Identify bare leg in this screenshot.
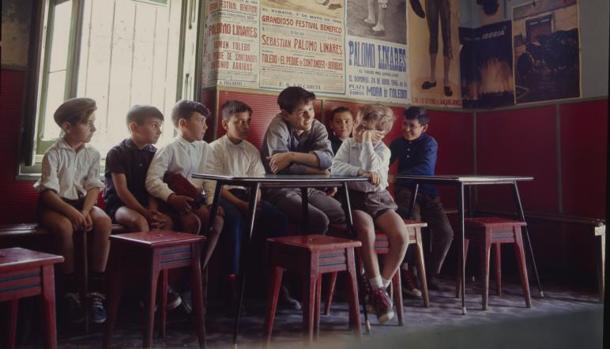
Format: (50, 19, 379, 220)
(353, 210, 380, 279)
(89, 206, 112, 273)
(115, 207, 150, 232)
(374, 210, 409, 281)
(39, 208, 75, 274)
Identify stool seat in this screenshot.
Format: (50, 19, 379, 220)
(103, 231, 207, 349)
(264, 234, 362, 344)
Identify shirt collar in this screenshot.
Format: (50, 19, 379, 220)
(177, 135, 198, 148)
(57, 137, 85, 152)
(125, 138, 156, 152)
(222, 135, 245, 148)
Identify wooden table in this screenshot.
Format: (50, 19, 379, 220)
(191, 173, 369, 344)
(0, 247, 64, 349)
(395, 175, 542, 314)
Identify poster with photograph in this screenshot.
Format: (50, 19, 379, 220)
(408, 0, 461, 107)
(460, 20, 514, 108)
(201, 0, 260, 89)
(345, 0, 408, 103)
(259, 0, 346, 94)
(512, 0, 580, 103)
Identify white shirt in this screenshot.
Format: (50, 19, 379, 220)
(331, 137, 391, 192)
(204, 135, 265, 201)
(34, 138, 104, 200)
(145, 136, 211, 202)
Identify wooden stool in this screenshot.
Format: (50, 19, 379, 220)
(264, 235, 362, 344)
(0, 247, 64, 349)
(325, 220, 429, 326)
(457, 217, 531, 310)
(103, 231, 207, 349)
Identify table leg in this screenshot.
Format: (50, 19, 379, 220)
(342, 182, 370, 333)
(41, 265, 57, 349)
(512, 182, 544, 297)
(232, 183, 261, 346)
(457, 184, 467, 315)
(206, 182, 224, 237)
(407, 184, 420, 218)
(301, 187, 309, 234)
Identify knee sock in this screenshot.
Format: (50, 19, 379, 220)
(382, 278, 391, 289)
(369, 275, 383, 289)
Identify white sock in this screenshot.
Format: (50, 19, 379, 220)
(369, 275, 383, 289)
(382, 278, 391, 288)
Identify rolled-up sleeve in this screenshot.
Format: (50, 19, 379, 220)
(34, 151, 60, 193)
(146, 146, 174, 202)
(83, 150, 104, 191)
(308, 123, 333, 170)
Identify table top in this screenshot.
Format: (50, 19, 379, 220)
(192, 173, 369, 187)
(110, 231, 205, 248)
(395, 175, 534, 185)
(0, 247, 64, 271)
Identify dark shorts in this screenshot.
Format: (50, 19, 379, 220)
(36, 194, 85, 219)
(348, 189, 397, 219)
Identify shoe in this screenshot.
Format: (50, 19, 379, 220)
(279, 285, 302, 311)
(89, 292, 107, 324)
(427, 275, 443, 291)
(370, 287, 394, 324)
(422, 80, 437, 89)
(410, 0, 426, 18)
(179, 290, 193, 315)
(444, 86, 453, 97)
(167, 287, 182, 311)
(402, 269, 422, 299)
(371, 27, 386, 36)
(64, 292, 85, 324)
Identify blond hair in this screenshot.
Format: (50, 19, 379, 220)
(357, 104, 395, 132)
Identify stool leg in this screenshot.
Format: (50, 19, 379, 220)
(144, 254, 160, 348)
(103, 251, 123, 349)
(302, 255, 319, 344)
(159, 269, 168, 338)
(264, 266, 284, 345)
(392, 270, 404, 326)
(324, 272, 338, 315)
(482, 236, 491, 310)
(513, 227, 532, 308)
(75, 229, 89, 333)
(314, 275, 322, 340)
(41, 265, 58, 349)
(6, 299, 18, 349)
(414, 230, 429, 307)
(598, 230, 605, 303)
(345, 248, 362, 337)
(494, 243, 502, 296)
(456, 239, 470, 298)
(191, 246, 207, 349)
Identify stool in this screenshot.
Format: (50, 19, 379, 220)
(325, 220, 429, 326)
(457, 217, 531, 310)
(0, 247, 64, 349)
(103, 231, 207, 349)
(264, 235, 362, 344)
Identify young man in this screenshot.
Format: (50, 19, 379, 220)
(327, 106, 355, 154)
(205, 100, 292, 307)
(390, 106, 454, 295)
(145, 100, 224, 269)
(260, 86, 346, 235)
(35, 97, 111, 324)
(104, 105, 173, 233)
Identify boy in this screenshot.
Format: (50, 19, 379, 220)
(206, 100, 292, 307)
(327, 106, 355, 154)
(34, 97, 111, 324)
(260, 86, 346, 235)
(145, 100, 224, 269)
(104, 105, 173, 232)
(390, 106, 454, 295)
(331, 104, 409, 324)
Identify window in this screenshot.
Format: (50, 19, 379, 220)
(22, 0, 201, 172)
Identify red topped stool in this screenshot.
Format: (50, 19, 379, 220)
(263, 234, 362, 344)
(0, 247, 64, 349)
(103, 231, 207, 349)
(325, 220, 429, 326)
(457, 217, 531, 310)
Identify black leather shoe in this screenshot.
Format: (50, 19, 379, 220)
(422, 80, 437, 89)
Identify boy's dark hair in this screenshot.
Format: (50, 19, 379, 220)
(126, 105, 164, 125)
(277, 86, 316, 113)
(329, 106, 352, 122)
(404, 106, 430, 125)
(221, 100, 253, 121)
(53, 97, 97, 127)
(171, 100, 211, 127)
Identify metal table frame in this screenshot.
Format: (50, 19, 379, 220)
(192, 174, 370, 345)
(395, 175, 543, 315)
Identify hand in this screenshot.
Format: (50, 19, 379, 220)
(81, 211, 93, 232)
(267, 152, 293, 173)
(66, 208, 87, 231)
(167, 194, 194, 214)
(325, 187, 338, 196)
(359, 170, 381, 186)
